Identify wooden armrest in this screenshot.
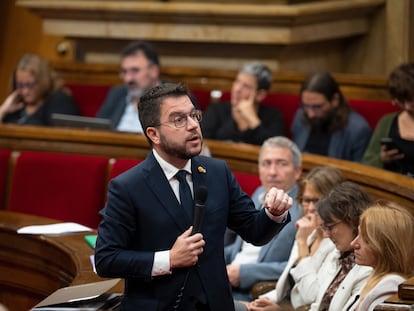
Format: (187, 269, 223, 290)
(251, 281, 277, 299)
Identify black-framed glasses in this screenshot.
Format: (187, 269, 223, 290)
(154, 109, 202, 128)
(320, 221, 342, 233)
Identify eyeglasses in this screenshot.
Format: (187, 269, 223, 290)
(154, 109, 202, 128)
(320, 221, 342, 233)
(15, 82, 37, 90)
(301, 103, 325, 112)
(119, 64, 154, 78)
(300, 197, 319, 206)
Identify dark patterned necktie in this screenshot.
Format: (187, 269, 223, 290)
(319, 251, 355, 311)
(175, 170, 193, 220)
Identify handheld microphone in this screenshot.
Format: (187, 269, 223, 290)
(192, 186, 208, 234)
(173, 186, 208, 310)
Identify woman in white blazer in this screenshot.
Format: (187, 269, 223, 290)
(249, 181, 373, 311)
(346, 201, 414, 311)
(258, 167, 344, 308)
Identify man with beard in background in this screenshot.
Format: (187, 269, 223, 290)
(291, 72, 371, 162)
(96, 41, 162, 133)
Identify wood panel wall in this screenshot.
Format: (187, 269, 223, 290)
(1, 0, 413, 107)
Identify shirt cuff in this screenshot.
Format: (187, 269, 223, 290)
(265, 209, 288, 222)
(152, 250, 172, 276)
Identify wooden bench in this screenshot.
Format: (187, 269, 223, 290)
(0, 124, 413, 310)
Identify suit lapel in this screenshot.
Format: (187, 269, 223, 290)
(145, 153, 191, 231)
(191, 157, 208, 202)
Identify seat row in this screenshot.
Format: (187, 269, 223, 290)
(0, 149, 141, 228)
(0, 149, 259, 229)
(66, 83, 399, 137)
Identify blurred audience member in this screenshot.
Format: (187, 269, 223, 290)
(347, 201, 414, 311)
(291, 72, 371, 162)
(363, 62, 414, 177)
(248, 181, 372, 311)
(240, 167, 345, 311)
(202, 62, 285, 145)
(96, 41, 161, 132)
(0, 53, 79, 125)
(226, 136, 302, 301)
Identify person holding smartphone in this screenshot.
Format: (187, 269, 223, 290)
(362, 62, 414, 177)
(0, 53, 80, 126)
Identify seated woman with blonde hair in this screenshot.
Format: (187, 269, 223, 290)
(347, 201, 414, 311)
(0, 53, 79, 125)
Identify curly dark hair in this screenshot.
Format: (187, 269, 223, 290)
(317, 181, 372, 236)
(388, 62, 414, 104)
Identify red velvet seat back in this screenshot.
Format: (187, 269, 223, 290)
(0, 149, 11, 210)
(65, 84, 112, 117)
(348, 99, 399, 130)
(233, 171, 261, 197)
(8, 151, 109, 228)
(108, 158, 143, 181)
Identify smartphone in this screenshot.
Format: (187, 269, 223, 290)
(380, 137, 399, 151)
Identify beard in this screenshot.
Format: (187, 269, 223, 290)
(159, 132, 202, 160)
(305, 107, 337, 131)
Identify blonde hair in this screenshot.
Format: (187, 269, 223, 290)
(297, 166, 345, 201)
(14, 53, 64, 99)
(358, 201, 414, 299)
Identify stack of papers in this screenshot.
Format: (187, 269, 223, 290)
(17, 222, 93, 235)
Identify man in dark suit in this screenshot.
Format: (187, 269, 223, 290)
(95, 83, 293, 311)
(96, 40, 161, 132)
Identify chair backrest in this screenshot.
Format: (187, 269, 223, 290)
(65, 83, 112, 117)
(233, 171, 261, 197)
(8, 151, 109, 228)
(108, 158, 143, 181)
(0, 149, 11, 210)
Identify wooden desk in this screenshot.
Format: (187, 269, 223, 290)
(0, 211, 122, 311)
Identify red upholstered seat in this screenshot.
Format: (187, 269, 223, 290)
(8, 151, 109, 228)
(348, 98, 399, 130)
(0, 149, 11, 210)
(233, 171, 261, 197)
(65, 83, 112, 117)
(108, 158, 143, 181)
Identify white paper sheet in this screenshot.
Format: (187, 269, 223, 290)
(17, 222, 93, 235)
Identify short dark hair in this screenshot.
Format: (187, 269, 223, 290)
(121, 40, 160, 66)
(388, 62, 414, 103)
(317, 181, 372, 236)
(138, 83, 189, 143)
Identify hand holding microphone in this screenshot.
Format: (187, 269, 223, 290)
(170, 186, 208, 269)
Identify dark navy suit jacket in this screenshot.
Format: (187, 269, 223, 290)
(95, 151, 289, 310)
(96, 85, 128, 128)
